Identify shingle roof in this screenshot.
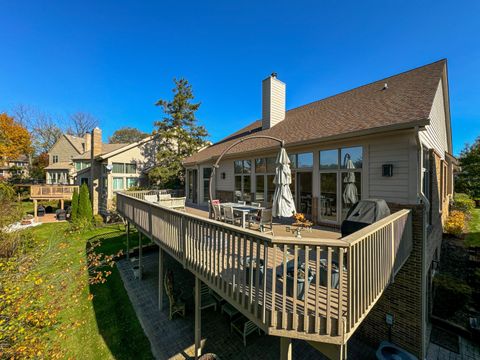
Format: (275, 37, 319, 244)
(45, 162, 72, 170)
(71, 143, 129, 160)
(184, 60, 446, 165)
(64, 134, 86, 154)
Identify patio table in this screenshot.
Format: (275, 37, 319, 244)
(220, 203, 264, 228)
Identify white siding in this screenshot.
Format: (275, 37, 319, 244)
(216, 160, 235, 191)
(420, 79, 449, 158)
(367, 134, 418, 204)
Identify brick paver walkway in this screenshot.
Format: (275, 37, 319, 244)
(427, 337, 480, 360)
(117, 250, 376, 359)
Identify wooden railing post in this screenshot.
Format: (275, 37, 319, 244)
(390, 222, 395, 283)
(181, 214, 187, 268)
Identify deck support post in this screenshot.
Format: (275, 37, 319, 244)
(158, 247, 164, 310)
(194, 276, 202, 359)
(126, 222, 130, 260)
(280, 337, 292, 360)
(138, 231, 143, 280)
(33, 199, 38, 222)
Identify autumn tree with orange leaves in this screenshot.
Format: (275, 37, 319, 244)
(0, 113, 32, 161)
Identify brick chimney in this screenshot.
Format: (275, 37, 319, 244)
(91, 127, 102, 158)
(262, 72, 286, 130)
(84, 133, 91, 153)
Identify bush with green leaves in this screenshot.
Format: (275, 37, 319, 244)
(70, 187, 79, 222)
(78, 183, 93, 221)
(452, 193, 476, 214)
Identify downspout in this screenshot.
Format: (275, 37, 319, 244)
(415, 126, 429, 359)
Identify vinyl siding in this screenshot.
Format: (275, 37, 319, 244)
(420, 79, 449, 158)
(48, 136, 81, 164)
(367, 134, 417, 204)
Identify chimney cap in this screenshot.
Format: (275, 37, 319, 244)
(271, 72, 278, 78)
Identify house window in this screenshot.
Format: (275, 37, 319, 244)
(297, 153, 313, 168)
(52, 155, 58, 164)
(254, 157, 276, 205)
(126, 177, 138, 189)
(319, 146, 363, 223)
(113, 177, 124, 190)
(112, 163, 125, 173)
(234, 160, 251, 202)
(202, 168, 212, 203)
(125, 163, 137, 174)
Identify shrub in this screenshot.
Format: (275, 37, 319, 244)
(444, 210, 467, 237)
(70, 187, 79, 222)
(78, 183, 93, 221)
(93, 214, 104, 227)
(452, 193, 475, 214)
(433, 273, 472, 317)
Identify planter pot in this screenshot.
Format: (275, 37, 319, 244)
(132, 264, 144, 279)
(286, 267, 314, 300)
(199, 354, 220, 360)
(242, 256, 264, 286)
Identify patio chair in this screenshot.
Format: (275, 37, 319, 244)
(208, 199, 220, 219)
(230, 316, 261, 347)
(164, 270, 186, 320)
(223, 206, 242, 226)
(198, 283, 217, 312)
(212, 203, 223, 221)
(144, 194, 158, 203)
(236, 200, 246, 205)
(250, 202, 262, 207)
(248, 209, 273, 234)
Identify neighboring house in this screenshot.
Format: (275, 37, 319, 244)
(46, 128, 157, 214)
(183, 60, 455, 358)
(0, 155, 29, 180)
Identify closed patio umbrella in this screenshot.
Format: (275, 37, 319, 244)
(343, 154, 358, 205)
(272, 147, 296, 217)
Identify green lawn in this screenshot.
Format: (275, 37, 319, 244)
(11, 223, 154, 359)
(465, 208, 480, 247)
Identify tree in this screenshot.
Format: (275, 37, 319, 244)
(78, 183, 93, 220)
(11, 104, 63, 154)
(70, 187, 79, 222)
(456, 136, 480, 199)
(30, 153, 49, 181)
(0, 113, 32, 161)
(67, 112, 98, 137)
(109, 127, 149, 144)
(149, 78, 208, 188)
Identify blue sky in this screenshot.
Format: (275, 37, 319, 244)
(0, 1, 478, 155)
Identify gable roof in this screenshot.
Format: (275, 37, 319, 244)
(64, 134, 86, 154)
(184, 60, 447, 165)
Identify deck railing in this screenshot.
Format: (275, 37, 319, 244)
(117, 190, 412, 344)
(30, 185, 79, 199)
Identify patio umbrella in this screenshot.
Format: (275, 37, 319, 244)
(272, 147, 296, 217)
(342, 154, 358, 205)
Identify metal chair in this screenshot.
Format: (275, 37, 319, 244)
(250, 202, 262, 207)
(248, 209, 273, 234)
(223, 206, 242, 225)
(164, 270, 186, 320)
(231, 316, 261, 347)
(212, 203, 223, 221)
(199, 283, 217, 312)
(236, 200, 246, 205)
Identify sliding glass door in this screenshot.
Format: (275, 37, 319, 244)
(319, 147, 363, 224)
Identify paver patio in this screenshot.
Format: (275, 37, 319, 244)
(117, 249, 376, 359)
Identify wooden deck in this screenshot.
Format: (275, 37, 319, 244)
(117, 190, 413, 346)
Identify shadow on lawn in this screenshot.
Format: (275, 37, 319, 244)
(87, 230, 155, 360)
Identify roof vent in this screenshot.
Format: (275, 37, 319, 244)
(383, 83, 388, 90)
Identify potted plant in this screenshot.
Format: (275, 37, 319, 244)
(199, 354, 220, 360)
(286, 264, 314, 300)
(242, 256, 264, 286)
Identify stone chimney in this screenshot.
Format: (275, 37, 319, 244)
(91, 127, 102, 158)
(262, 72, 286, 130)
(84, 133, 91, 153)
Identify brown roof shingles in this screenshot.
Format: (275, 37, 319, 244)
(184, 60, 446, 165)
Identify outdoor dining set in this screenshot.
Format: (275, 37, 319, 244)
(209, 200, 274, 233)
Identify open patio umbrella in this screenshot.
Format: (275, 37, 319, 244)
(272, 147, 296, 217)
(342, 154, 358, 205)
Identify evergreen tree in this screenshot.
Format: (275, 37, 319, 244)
(70, 187, 79, 222)
(456, 136, 480, 199)
(149, 78, 208, 188)
(78, 183, 93, 220)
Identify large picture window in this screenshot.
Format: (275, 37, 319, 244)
(234, 160, 252, 202)
(319, 146, 363, 223)
(113, 177, 124, 190)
